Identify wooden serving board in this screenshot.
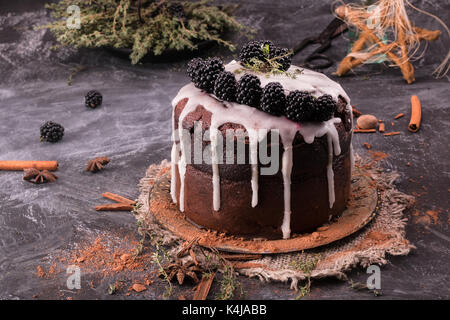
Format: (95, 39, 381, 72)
(148, 167, 379, 254)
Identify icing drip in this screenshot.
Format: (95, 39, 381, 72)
(170, 142, 179, 203)
(177, 127, 187, 212)
(248, 129, 259, 207)
(170, 62, 351, 237)
(280, 118, 341, 238)
(280, 142, 294, 239)
(326, 120, 341, 208)
(350, 142, 355, 172)
(210, 127, 221, 211)
(326, 134, 336, 209)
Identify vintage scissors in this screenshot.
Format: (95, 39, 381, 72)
(292, 18, 348, 69)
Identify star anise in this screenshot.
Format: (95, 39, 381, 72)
(23, 168, 58, 184)
(163, 260, 203, 285)
(86, 157, 110, 173)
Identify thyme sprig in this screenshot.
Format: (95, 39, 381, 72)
(290, 253, 320, 299)
(239, 43, 301, 78)
(39, 0, 253, 64)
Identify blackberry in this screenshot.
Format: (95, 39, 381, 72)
(285, 91, 315, 122)
(236, 74, 262, 108)
(187, 57, 204, 79)
(214, 71, 237, 102)
(191, 57, 224, 93)
(271, 46, 292, 71)
(40, 121, 64, 143)
(311, 94, 337, 122)
(239, 40, 274, 66)
(85, 90, 102, 109)
(260, 82, 286, 116)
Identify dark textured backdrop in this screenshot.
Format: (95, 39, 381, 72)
(0, 0, 448, 299)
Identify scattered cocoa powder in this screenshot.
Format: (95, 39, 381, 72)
(36, 266, 45, 278)
(412, 210, 442, 225)
(413, 214, 432, 226)
(68, 236, 152, 276)
(132, 283, 147, 292)
(368, 150, 389, 161)
(425, 210, 440, 224)
(36, 232, 156, 292)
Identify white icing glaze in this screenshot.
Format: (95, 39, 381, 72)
(210, 127, 221, 211)
(170, 103, 179, 204)
(170, 61, 352, 237)
(280, 140, 294, 239)
(248, 129, 259, 207)
(350, 141, 355, 172)
(225, 60, 351, 103)
(170, 142, 179, 203)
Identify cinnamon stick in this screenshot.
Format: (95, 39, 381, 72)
(94, 203, 134, 211)
(193, 273, 215, 300)
(384, 132, 401, 136)
(352, 106, 362, 117)
(408, 95, 422, 132)
(354, 129, 376, 133)
(0, 160, 58, 171)
(102, 192, 136, 206)
(177, 238, 199, 258)
(394, 113, 405, 119)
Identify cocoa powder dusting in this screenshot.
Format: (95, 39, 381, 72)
(69, 236, 151, 275)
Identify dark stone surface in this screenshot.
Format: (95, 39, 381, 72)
(0, 0, 448, 300)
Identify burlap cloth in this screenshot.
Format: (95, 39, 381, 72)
(135, 155, 415, 290)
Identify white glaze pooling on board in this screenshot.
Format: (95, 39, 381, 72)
(171, 62, 351, 238)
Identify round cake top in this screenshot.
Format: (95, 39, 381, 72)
(175, 41, 354, 148)
(184, 40, 351, 124)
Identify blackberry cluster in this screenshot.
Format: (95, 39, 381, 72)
(285, 91, 315, 122)
(214, 71, 237, 102)
(85, 90, 102, 109)
(40, 121, 65, 143)
(260, 82, 286, 116)
(271, 46, 292, 71)
(185, 50, 336, 122)
(187, 57, 224, 93)
(311, 94, 337, 122)
(238, 40, 274, 66)
(236, 74, 262, 108)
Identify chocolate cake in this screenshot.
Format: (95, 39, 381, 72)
(170, 42, 353, 239)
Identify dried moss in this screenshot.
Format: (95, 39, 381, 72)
(39, 0, 252, 64)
